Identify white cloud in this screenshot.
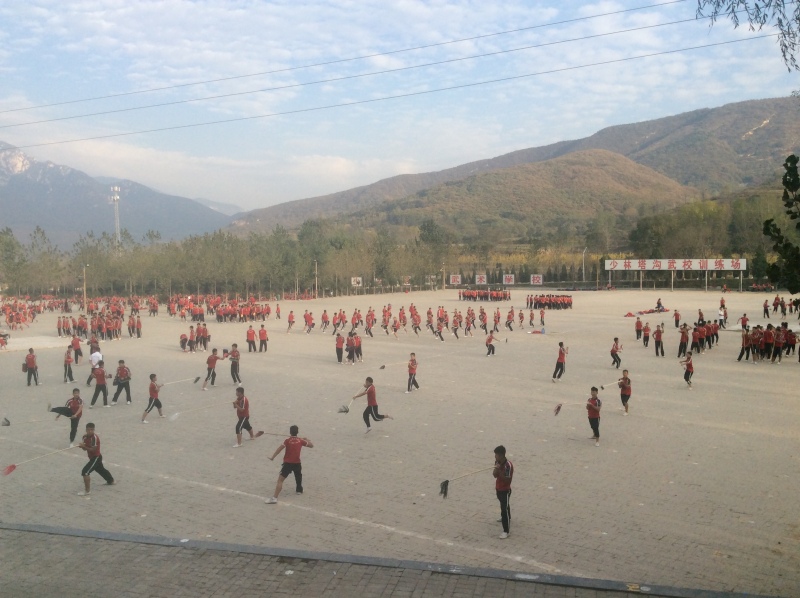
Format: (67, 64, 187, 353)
(0, 1, 796, 213)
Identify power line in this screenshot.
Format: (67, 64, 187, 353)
(1, 34, 774, 153)
(0, 13, 704, 130)
(0, 0, 689, 114)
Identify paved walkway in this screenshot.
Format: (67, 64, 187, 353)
(0, 525, 777, 598)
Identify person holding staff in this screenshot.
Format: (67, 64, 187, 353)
(265, 425, 314, 504)
(552, 342, 568, 382)
(353, 377, 393, 433)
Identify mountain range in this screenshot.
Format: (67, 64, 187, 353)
(1, 96, 797, 249)
(230, 96, 799, 235)
(0, 141, 231, 248)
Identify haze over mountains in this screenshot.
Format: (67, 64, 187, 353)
(0, 141, 232, 248)
(0, 96, 797, 249)
(230, 96, 799, 235)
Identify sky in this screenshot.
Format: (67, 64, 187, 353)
(0, 1, 796, 213)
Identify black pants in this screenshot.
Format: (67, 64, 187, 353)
(407, 373, 419, 392)
(737, 346, 751, 361)
(654, 340, 664, 356)
(91, 384, 108, 406)
(27, 367, 39, 386)
(496, 490, 511, 533)
(279, 462, 303, 493)
(205, 367, 216, 385)
(248, 340, 256, 352)
(50, 407, 80, 442)
(231, 362, 241, 384)
(589, 417, 600, 439)
(642, 336, 649, 347)
(611, 352, 621, 368)
(636, 329, 642, 340)
(552, 362, 565, 379)
(64, 364, 74, 382)
(112, 381, 131, 403)
(677, 342, 687, 358)
(336, 348, 343, 363)
(236, 416, 252, 434)
(82, 455, 114, 483)
(363, 405, 385, 428)
(487, 344, 495, 356)
(259, 340, 267, 352)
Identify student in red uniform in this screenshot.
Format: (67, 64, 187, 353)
(486, 331, 496, 356)
(63, 345, 75, 383)
(246, 325, 257, 352)
(258, 325, 268, 352)
(673, 310, 681, 328)
(141, 373, 165, 422)
(680, 352, 694, 389)
(493, 445, 513, 539)
(229, 343, 242, 384)
(286, 310, 295, 333)
(618, 370, 632, 415)
(610, 338, 622, 369)
(653, 325, 665, 357)
(77, 422, 115, 495)
(111, 359, 132, 405)
(552, 342, 568, 382)
(49, 388, 84, 446)
(265, 425, 314, 504)
(642, 323, 651, 348)
(232, 386, 255, 447)
(353, 377, 392, 433)
(737, 313, 749, 330)
(587, 387, 602, 446)
(89, 360, 112, 408)
(635, 317, 643, 341)
(25, 348, 39, 386)
(202, 348, 223, 390)
(335, 333, 344, 364)
(406, 352, 419, 393)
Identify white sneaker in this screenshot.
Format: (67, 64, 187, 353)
(77, 491, 90, 496)
(404, 391, 410, 394)
(499, 532, 509, 539)
(265, 497, 277, 504)
(232, 444, 241, 448)
(595, 441, 600, 447)
(141, 420, 148, 424)
(159, 415, 165, 418)
(104, 405, 110, 408)
(623, 412, 628, 416)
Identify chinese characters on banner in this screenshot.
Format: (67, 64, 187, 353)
(449, 274, 461, 285)
(402, 276, 411, 286)
(604, 259, 746, 271)
(350, 277, 363, 287)
(503, 274, 515, 285)
(475, 274, 488, 285)
(530, 274, 543, 285)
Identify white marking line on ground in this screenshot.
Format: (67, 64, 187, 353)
(1, 434, 568, 576)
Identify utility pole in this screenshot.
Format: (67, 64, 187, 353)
(314, 260, 318, 299)
(582, 247, 588, 283)
(110, 185, 121, 247)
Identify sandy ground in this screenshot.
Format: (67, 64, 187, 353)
(0, 289, 797, 596)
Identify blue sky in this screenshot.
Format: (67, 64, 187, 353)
(0, 1, 796, 211)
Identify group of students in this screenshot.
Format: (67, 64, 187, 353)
(736, 321, 797, 363)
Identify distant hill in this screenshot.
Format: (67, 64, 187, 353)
(344, 149, 698, 242)
(0, 142, 231, 248)
(230, 96, 799, 234)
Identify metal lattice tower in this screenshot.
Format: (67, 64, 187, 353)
(110, 185, 121, 246)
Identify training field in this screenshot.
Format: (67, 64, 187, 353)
(0, 289, 797, 596)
